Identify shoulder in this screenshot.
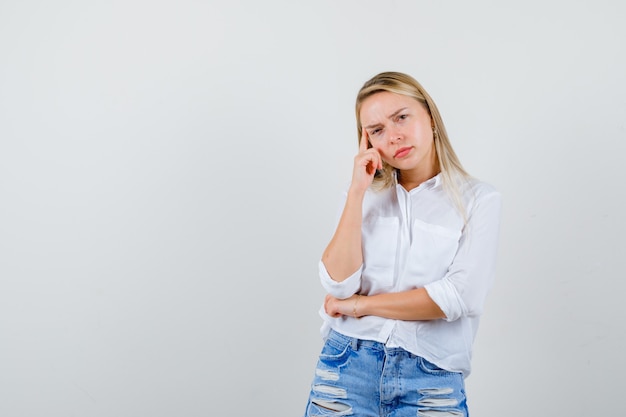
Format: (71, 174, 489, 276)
(338, 183, 396, 209)
(456, 177, 501, 218)
(459, 176, 499, 199)
(362, 185, 396, 209)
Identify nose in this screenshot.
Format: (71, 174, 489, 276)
(387, 126, 401, 144)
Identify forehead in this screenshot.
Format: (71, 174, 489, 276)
(359, 91, 424, 123)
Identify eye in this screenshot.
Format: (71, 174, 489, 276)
(397, 114, 409, 121)
(370, 128, 383, 136)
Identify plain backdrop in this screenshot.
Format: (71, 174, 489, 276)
(1, 1, 625, 416)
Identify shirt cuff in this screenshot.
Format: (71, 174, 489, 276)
(424, 278, 468, 322)
(318, 260, 362, 299)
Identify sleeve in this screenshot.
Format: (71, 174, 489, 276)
(424, 190, 502, 322)
(319, 260, 362, 299)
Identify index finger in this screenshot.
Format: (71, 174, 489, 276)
(359, 127, 370, 152)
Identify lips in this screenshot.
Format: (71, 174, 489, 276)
(394, 147, 412, 158)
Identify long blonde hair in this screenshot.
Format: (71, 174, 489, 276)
(355, 71, 471, 218)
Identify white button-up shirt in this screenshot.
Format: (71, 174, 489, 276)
(319, 173, 501, 377)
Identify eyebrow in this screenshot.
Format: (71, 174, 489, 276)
(363, 107, 409, 130)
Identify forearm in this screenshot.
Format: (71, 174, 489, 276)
(360, 288, 446, 320)
(325, 288, 446, 321)
(321, 188, 365, 282)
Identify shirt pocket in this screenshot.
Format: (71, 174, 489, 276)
(409, 219, 461, 283)
(362, 217, 399, 286)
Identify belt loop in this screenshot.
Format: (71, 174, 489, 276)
(351, 337, 358, 351)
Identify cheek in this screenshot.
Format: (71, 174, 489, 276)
(418, 125, 435, 144)
(372, 146, 391, 161)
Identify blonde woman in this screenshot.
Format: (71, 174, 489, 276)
(303, 72, 501, 417)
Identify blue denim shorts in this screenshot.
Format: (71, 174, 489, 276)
(303, 329, 468, 417)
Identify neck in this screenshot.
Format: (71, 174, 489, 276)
(398, 159, 440, 191)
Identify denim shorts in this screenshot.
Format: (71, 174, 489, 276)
(303, 329, 468, 417)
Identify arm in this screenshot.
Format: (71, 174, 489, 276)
(424, 190, 502, 321)
(324, 288, 446, 320)
(321, 129, 382, 282)
(325, 188, 502, 322)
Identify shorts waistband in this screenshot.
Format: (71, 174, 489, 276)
(327, 328, 386, 351)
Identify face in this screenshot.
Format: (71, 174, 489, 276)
(359, 91, 436, 175)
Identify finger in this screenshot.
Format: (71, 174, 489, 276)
(375, 150, 383, 170)
(364, 148, 383, 172)
(359, 127, 369, 152)
(367, 147, 382, 170)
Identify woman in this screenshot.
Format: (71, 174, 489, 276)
(303, 72, 501, 417)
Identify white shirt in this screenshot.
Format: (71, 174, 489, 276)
(318, 173, 501, 377)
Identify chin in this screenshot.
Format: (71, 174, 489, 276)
(397, 160, 421, 171)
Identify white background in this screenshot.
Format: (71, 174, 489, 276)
(1, 1, 625, 416)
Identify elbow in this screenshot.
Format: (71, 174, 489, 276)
(318, 260, 362, 299)
(320, 256, 362, 284)
(426, 280, 471, 322)
(441, 298, 487, 322)
(464, 302, 484, 319)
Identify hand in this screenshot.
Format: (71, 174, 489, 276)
(324, 293, 362, 318)
(350, 129, 382, 193)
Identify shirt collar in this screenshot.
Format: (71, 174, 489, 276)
(393, 170, 442, 190)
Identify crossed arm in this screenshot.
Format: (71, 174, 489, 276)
(324, 289, 446, 321)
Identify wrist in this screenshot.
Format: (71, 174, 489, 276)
(352, 294, 363, 318)
(347, 185, 367, 200)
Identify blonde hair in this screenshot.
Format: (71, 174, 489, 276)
(355, 71, 471, 218)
